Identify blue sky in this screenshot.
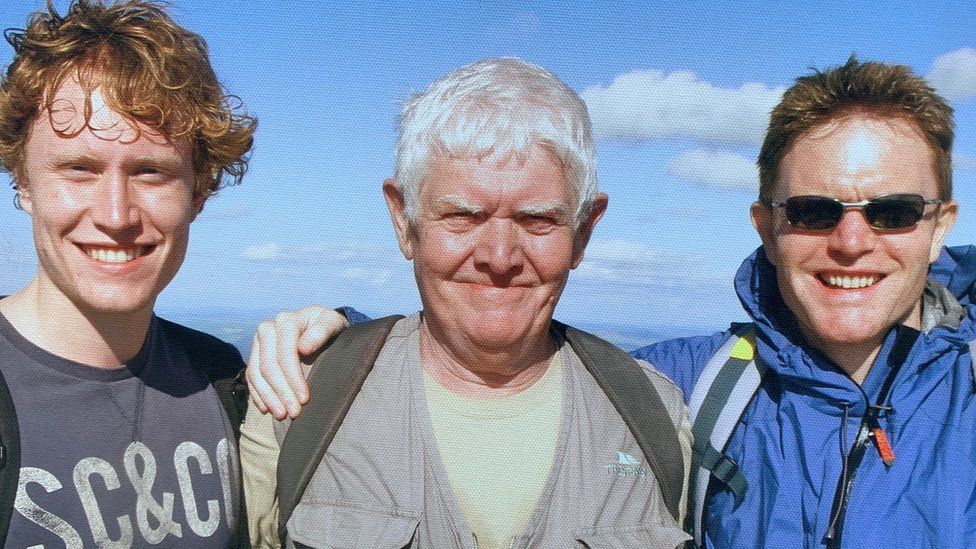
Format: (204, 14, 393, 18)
(2, 1, 975, 338)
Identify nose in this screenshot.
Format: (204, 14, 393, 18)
(826, 209, 876, 261)
(90, 173, 140, 232)
(473, 219, 524, 282)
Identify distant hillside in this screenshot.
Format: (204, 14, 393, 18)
(161, 306, 723, 358)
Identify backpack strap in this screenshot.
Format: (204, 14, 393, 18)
(160, 319, 250, 441)
(552, 321, 685, 523)
(0, 365, 19, 547)
(159, 319, 251, 548)
(276, 315, 404, 542)
(685, 324, 765, 547)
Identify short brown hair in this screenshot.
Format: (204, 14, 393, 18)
(0, 0, 256, 199)
(758, 56, 954, 201)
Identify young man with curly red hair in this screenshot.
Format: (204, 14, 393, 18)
(0, 1, 255, 546)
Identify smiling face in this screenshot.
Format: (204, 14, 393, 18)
(18, 78, 199, 319)
(752, 113, 957, 355)
(385, 145, 605, 358)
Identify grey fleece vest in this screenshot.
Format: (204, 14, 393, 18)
(282, 315, 691, 549)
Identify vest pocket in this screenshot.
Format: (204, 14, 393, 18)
(288, 503, 419, 548)
(575, 523, 691, 549)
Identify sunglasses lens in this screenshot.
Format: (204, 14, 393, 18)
(784, 196, 843, 230)
(864, 194, 925, 230)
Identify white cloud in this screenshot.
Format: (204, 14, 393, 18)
(581, 70, 784, 146)
(667, 149, 758, 191)
(340, 267, 392, 286)
(575, 239, 723, 289)
(242, 242, 281, 260)
(926, 48, 976, 102)
(239, 240, 408, 288)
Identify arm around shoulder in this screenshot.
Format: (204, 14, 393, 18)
(239, 400, 282, 548)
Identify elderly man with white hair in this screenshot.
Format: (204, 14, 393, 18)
(240, 58, 692, 549)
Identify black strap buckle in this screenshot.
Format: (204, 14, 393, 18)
(711, 454, 740, 482)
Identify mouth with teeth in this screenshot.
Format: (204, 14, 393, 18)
(79, 245, 155, 264)
(818, 273, 883, 289)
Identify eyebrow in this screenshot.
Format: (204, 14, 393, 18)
(433, 195, 571, 218)
(126, 156, 187, 170)
(517, 201, 570, 218)
(47, 153, 101, 167)
(434, 194, 483, 214)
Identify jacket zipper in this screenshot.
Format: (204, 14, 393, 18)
(821, 327, 917, 548)
(822, 408, 875, 548)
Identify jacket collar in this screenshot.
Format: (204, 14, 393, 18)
(733, 246, 976, 394)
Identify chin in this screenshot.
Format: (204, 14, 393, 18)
(804, 315, 890, 349)
(72, 288, 156, 317)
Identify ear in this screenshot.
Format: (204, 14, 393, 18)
(571, 193, 608, 269)
(383, 179, 415, 260)
(190, 193, 207, 221)
(928, 199, 958, 263)
(16, 183, 33, 215)
(750, 201, 779, 265)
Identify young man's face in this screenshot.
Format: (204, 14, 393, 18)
(753, 114, 957, 352)
(18, 78, 200, 317)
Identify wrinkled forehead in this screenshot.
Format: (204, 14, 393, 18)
(422, 145, 572, 191)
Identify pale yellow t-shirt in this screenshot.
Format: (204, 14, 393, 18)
(423, 354, 564, 549)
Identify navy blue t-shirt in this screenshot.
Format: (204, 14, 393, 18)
(0, 313, 239, 548)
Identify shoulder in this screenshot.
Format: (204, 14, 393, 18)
(633, 358, 687, 424)
(155, 317, 245, 380)
(629, 325, 746, 403)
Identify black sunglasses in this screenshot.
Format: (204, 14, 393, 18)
(763, 194, 943, 231)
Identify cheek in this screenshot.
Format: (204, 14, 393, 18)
(770, 232, 821, 266)
(528, 240, 576, 281)
(30, 185, 87, 219)
(414, 230, 473, 270)
(143, 190, 198, 229)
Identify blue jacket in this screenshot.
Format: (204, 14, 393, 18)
(632, 245, 976, 548)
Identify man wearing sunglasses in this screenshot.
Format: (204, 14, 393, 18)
(635, 56, 973, 548)
(247, 57, 976, 547)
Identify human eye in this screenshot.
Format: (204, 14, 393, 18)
(519, 214, 561, 235)
(133, 164, 167, 180)
(132, 161, 187, 186)
(442, 210, 481, 230)
(58, 162, 97, 181)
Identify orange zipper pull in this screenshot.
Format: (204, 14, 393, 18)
(871, 427, 895, 467)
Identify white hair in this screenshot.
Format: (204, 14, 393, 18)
(394, 57, 598, 227)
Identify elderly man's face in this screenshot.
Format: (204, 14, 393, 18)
(385, 145, 605, 353)
(753, 114, 957, 352)
(18, 77, 200, 317)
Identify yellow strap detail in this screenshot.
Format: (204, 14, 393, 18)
(729, 332, 756, 361)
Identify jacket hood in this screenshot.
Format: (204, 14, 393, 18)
(929, 245, 976, 307)
(734, 245, 976, 396)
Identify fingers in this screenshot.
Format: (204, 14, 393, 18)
(297, 306, 350, 356)
(246, 319, 296, 420)
(244, 306, 351, 421)
(247, 333, 282, 418)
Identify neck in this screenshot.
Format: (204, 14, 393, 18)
(419, 320, 556, 399)
(0, 278, 153, 368)
(817, 340, 882, 385)
(809, 304, 922, 386)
